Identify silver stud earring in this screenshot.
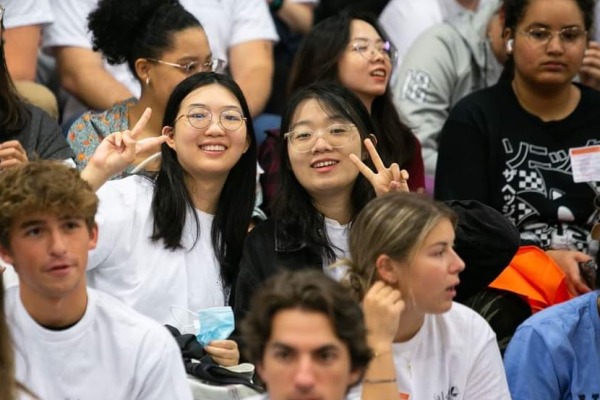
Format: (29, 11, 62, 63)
(145, 77, 150, 86)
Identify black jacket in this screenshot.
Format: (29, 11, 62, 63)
(231, 199, 520, 327)
(231, 218, 323, 323)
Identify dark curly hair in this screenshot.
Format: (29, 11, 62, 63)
(241, 269, 372, 378)
(88, 0, 202, 79)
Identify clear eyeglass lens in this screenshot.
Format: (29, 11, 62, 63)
(289, 124, 353, 152)
(184, 61, 199, 74)
(526, 27, 586, 44)
(205, 59, 227, 73)
(352, 40, 391, 59)
(186, 107, 244, 131)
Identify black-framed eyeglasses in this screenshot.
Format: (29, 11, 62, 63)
(174, 106, 246, 131)
(283, 123, 357, 153)
(147, 58, 227, 75)
(349, 39, 395, 61)
(518, 26, 587, 46)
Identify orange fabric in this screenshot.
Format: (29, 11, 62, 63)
(489, 246, 573, 313)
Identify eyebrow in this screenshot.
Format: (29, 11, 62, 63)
(351, 36, 384, 43)
(289, 115, 348, 130)
(17, 216, 81, 229)
(185, 103, 242, 112)
(527, 23, 583, 29)
(269, 341, 342, 353)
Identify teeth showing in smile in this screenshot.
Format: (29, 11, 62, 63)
(371, 70, 385, 77)
(313, 160, 338, 168)
(201, 144, 226, 151)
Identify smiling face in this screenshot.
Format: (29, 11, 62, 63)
(164, 83, 250, 180)
(0, 213, 97, 303)
(337, 19, 392, 109)
(286, 98, 363, 203)
(392, 218, 465, 315)
(509, 0, 587, 88)
(145, 27, 212, 109)
(258, 309, 361, 400)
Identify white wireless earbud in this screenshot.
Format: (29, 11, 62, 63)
(506, 39, 514, 53)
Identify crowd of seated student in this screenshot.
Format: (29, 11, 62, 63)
(1, 0, 600, 399)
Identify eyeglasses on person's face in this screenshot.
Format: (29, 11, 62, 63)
(349, 39, 394, 61)
(518, 26, 587, 47)
(284, 123, 357, 153)
(147, 58, 227, 75)
(174, 106, 246, 131)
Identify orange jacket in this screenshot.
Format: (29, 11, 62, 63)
(489, 246, 573, 313)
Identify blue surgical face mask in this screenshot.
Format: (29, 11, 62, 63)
(196, 306, 235, 347)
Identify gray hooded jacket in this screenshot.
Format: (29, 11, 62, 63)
(392, 0, 503, 175)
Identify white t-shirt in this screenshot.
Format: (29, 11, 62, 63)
(5, 287, 193, 400)
(42, 0, 278, 97)
(88, 175, 227, 327)
(323, 217, 350, 281)
(2, 0, 52, 28)
(379, 0, 491, 68)
(347, 303, 510, 400)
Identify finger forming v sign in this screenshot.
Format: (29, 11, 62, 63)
(349, 138, 410, 197)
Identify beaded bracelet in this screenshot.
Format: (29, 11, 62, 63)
(363, 377, 397, 384)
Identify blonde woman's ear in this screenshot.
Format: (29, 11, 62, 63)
(374, 254, 398, 285)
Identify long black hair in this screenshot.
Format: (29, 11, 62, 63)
(288, 10, 416, 169)
(0, 19, 29, 138)
(88, 0, 202, 80)
(274, 82, 375, 261)
(151, 72, 257, 286)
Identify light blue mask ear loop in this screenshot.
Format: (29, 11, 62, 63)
(130, 152, 162, 174)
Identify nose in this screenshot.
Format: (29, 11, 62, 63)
(546, 33, 564, 54)
(450, 248, 465, 274)
(371, 47, 385, 62)
(310, 134, 333, 153)
(203, 117, 225, 136)
(49, 229, 67, 256)
(293, 356, 316, 391)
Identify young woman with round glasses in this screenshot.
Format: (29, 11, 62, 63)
(435, 0, 598, 298)
(231, 81, 409, 326)
(288, 11, 425, 192)
(67, 0, 224, 175)
(81, 72, 257, 367)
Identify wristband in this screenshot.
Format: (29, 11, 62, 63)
(363, 377, 397, 384)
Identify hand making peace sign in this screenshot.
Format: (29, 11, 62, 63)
(349, 137, 410, 197)
(81, 108, 167, 190)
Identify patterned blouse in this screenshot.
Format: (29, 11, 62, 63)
(67, 97, 137, 173)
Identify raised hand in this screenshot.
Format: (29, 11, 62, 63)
(349, 138, 409, 197)
(580, 41, 600, 90)
(81, 108, 166, 190)
(0, 140, 28, 170)
(362, 281, 405, 353)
